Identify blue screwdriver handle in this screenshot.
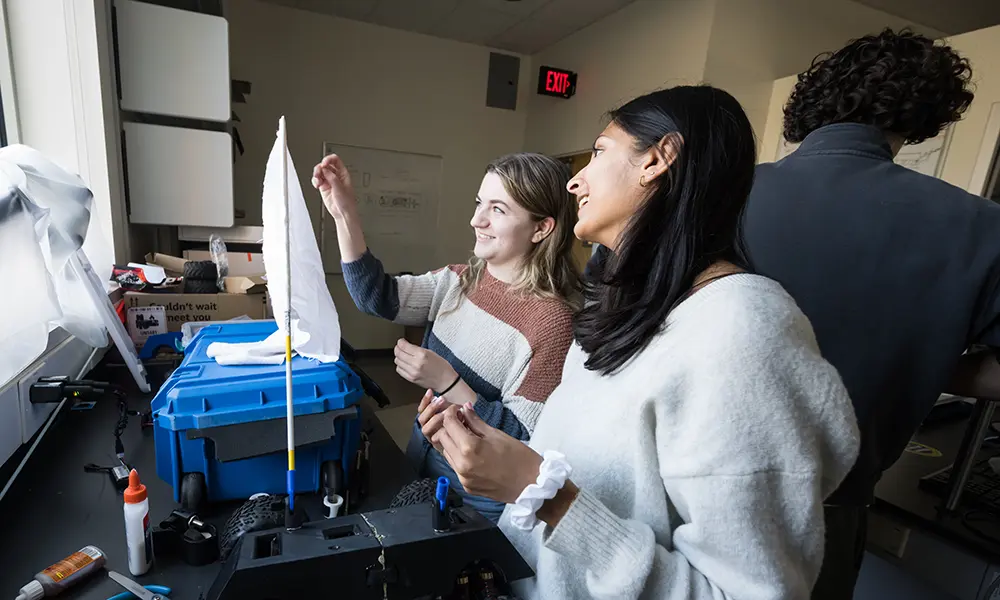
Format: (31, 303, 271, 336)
(106, 584, 172, 600)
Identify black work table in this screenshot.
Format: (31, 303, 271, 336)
(870, 407, 1000, 598)
(874, 411, 1000, 562)
(0, 361, 416, 600)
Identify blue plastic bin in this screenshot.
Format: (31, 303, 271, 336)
(151, 320, 363, 506)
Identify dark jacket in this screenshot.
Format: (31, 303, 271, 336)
(743, 123, 1000, 505)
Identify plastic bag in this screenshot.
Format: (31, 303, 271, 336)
(209, 233, 229, 291)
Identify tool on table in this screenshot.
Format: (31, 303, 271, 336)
(15, 546, 107, 600)
(107, 571, 170, 600)
(153, 508, 219, 566)
(84, 458, 132, 493)
(123, 469, 154, 576)
(107, 585, 172, 600)
(433, 476, 451, 532)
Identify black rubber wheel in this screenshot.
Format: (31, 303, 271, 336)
(389, 478, 437, 509)
(183, 279, 218, 294)
(219, 494, 286, 561)
(322, 460, 345, 498)
(180, 472, 207, 512)
(183, 260, 218, 281)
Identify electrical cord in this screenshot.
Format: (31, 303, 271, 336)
(29, 376, 142, 462)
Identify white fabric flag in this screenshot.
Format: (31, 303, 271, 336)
(208, 118, 341, 365)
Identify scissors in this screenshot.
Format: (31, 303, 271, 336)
(107, 571, 172, 600)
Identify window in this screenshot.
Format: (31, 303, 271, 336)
(0, 1, 17, 147)
(0, 82, 7, 147)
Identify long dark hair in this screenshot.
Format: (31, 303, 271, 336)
(574, 86, 757, 375)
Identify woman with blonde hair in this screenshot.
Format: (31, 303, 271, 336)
(313, 152, 580, 522)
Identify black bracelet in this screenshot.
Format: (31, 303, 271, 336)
(434, 374, 462, 398)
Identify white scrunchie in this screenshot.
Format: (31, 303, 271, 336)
(508, 450, 572, 531)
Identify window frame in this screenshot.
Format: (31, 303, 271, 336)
(0, 1, 18, 146)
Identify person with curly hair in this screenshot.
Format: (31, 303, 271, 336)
(740, 28, 1000, 599)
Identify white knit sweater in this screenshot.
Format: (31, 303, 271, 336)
(499, 274, 860, 600)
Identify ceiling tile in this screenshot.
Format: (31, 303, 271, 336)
(433, 2, 520, 46)
(489, 0, 617, 54)
(253, 0, 640, 54)
(305, 0, 379, 20)
(367, 0, 461, 33)
(468, 0, 553, 18)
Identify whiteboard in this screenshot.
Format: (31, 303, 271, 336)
(895, 125, 953, 178)
(319, 143, 442, 274)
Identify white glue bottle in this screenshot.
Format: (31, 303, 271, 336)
(123, 469, 154, 576)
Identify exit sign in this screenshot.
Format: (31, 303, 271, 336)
(537, 66, 576, 99)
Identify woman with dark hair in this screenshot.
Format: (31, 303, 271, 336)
(419, 86, 860, 598)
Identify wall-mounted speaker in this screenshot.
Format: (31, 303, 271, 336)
(486, 52, 520, 111)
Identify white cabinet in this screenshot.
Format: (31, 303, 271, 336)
(124, 123, 234, 227)
(116, 0, 230, 121)
(116, 0, 234, 227)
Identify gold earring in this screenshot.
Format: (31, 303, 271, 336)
(639, 175, 648, 187)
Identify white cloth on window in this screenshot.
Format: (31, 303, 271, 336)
(207, 118, 341, 365)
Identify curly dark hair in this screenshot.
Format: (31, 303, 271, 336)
(783, 28, 974, 145)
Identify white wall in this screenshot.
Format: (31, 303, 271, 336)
(524, 0, 716, 157)
(702, 0, 943, 148)
(523, 0, 941, 158)
(226, 0, 533, 348)
(939, 24, 1000, 192)
(758, 74, 798, 164)
(4, 0, 127, 265)
(756, 24, 1000, 186)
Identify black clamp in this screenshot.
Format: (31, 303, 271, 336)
(432, 488, 464, 533)
(284, 496, 307, 531)
(153, 509, 219, 566)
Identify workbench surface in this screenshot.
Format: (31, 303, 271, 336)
(0, 360, 416, 600)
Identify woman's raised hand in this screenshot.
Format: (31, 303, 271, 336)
(312, 154, 357, 220)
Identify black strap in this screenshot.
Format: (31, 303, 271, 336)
(434, 374, 462, 398)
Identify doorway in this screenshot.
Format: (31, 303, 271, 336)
(560, 152, 594, 272)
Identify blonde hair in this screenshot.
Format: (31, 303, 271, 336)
(459, 153, 582, 308)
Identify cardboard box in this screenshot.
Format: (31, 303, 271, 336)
(223, 275, 266, 294)
(145, 253, 188, 276)
(125, 291, 269, 331)
(183, 250, 264, 276)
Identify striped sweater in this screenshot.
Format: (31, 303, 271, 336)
(342, 250, 574, 438)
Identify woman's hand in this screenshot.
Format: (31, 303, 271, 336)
(312, 154, 357, 221)
(394, 339, 458, 392)
(416, 389, 450, 442)
(432, 404, 542, 504)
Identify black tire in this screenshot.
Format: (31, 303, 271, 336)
(180, 472, 207, 512)
(219, 494, 286, 561)
(323, 460, 345, 498)
(183, 260, 218, 281)
(389, 478, 437, 509)
(184, 279, 218, 294)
